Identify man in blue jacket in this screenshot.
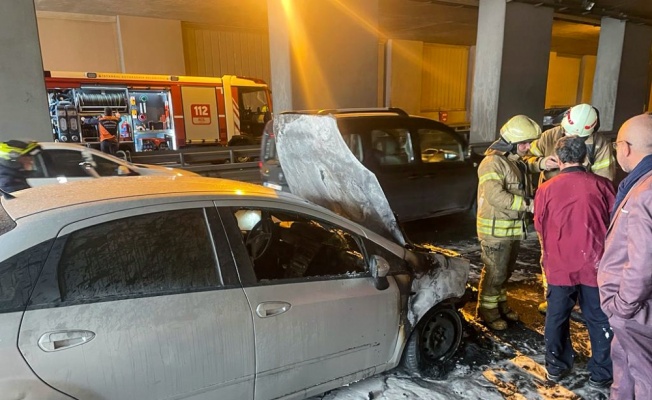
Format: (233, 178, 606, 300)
(534, 135, 614, 387)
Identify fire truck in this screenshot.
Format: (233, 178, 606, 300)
(45, 71, 272, 152)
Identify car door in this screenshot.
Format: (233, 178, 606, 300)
(18, 203, 255, 400)
(413, 123, 477, 216)
(341, 119, 424, 221)
(218, 204, 401, 400)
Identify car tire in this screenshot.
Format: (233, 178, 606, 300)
(401, 304, 463, 374)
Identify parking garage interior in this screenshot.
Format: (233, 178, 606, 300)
(2, 0, 652, 144)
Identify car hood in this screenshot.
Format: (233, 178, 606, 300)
(274, 114, 405, 245)
(130, 164, 199, 177)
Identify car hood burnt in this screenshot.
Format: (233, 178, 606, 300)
(274, 114, 406, 245)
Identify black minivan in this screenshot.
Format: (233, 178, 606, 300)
(260, 108, 479, 222)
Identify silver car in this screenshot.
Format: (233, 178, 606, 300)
(25, 142, 195, 187)
(0, 176, 468, 399)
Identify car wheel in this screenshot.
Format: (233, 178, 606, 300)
(401, 304, 463, 374)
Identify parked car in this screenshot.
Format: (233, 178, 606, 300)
(25, 142, 196, 187)
(542, 106, 570, 131)
(260, 108, 478, 222)
(0, 176, 468, 399)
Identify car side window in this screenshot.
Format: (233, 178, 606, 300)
(41, 149, 88, 177)
(232, 208, 366, 282)
(91, 154, 133, 177)
(0, 240, 54, 313)
(370, 129, 414, 165)
(57, 208, 219, 302)
(418, 129, 463, 163)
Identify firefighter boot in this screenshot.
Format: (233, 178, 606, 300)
(477, 307, 508, 331)
(498, 301, 519, 322)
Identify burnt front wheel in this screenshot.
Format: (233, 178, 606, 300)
(402, 304, 463, 374)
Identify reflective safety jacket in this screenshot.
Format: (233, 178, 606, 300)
(98, 116, 119, 142)
(526, 126, 615, 185)
(477, 149, 533, 240)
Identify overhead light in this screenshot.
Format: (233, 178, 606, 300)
(581, 0, 595, 11)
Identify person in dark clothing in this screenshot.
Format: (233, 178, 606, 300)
(86, 107, 119, 155)
(0, 140, 42, 193)
(534, 136, 615, 387)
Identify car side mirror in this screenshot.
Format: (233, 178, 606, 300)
(370, 255, 390, 290)
(117, 165, 131, 176)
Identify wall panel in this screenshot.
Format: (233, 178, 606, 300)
(421, 43, 469, 111)
(545, 52, 581, 108)
(37, 13, 121, 73)
(182, 23, 271, 83)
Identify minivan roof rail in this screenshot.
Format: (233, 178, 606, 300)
(279, 108, 409, 117)
(317, 108, 409, 117)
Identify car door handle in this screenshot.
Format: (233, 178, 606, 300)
(38, 330, 96, 352)
(407, 174, 420, 180)
(256, 302, 291, 318)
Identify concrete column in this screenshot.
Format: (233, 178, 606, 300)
(266, 0, 379, 112)
(0, 1, 51, 141)
(592, 18, 652, 131)
(470, 0, 553, 143)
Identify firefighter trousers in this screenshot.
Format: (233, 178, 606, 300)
(477, 239, 520, 309)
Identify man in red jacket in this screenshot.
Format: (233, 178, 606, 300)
(534, 135, 615, 387)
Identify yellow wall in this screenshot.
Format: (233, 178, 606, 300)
(545, 52, 581, 108)
(421, 43, 468, 112)
(386, 39, 423, 115)
(579, 55, 596, 104)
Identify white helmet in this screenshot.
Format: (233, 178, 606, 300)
(500, 115, 542, 144)
(561, 104, 598, 137)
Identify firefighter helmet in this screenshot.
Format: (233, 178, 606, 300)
(500, 115, 542, 144)
(561, 104, 598, 137)
(0, 140, 41, 170)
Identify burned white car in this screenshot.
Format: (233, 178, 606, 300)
(0, 173, 468, 399)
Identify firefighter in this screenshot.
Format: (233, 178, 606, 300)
(86, 107, 120, 155)
(476, 115, 541, 330)
(526, 103, 615, 314)
(0, 140, 42, 193)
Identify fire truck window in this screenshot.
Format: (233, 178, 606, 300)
(42, 150, 87, 177)
(238, 88, 269, 137)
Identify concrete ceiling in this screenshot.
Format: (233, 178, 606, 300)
(34, 0, 650, 56)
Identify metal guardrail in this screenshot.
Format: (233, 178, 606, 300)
(127, 145, 262, 184)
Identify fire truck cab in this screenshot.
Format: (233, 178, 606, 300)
(45, 71, 272, 152)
